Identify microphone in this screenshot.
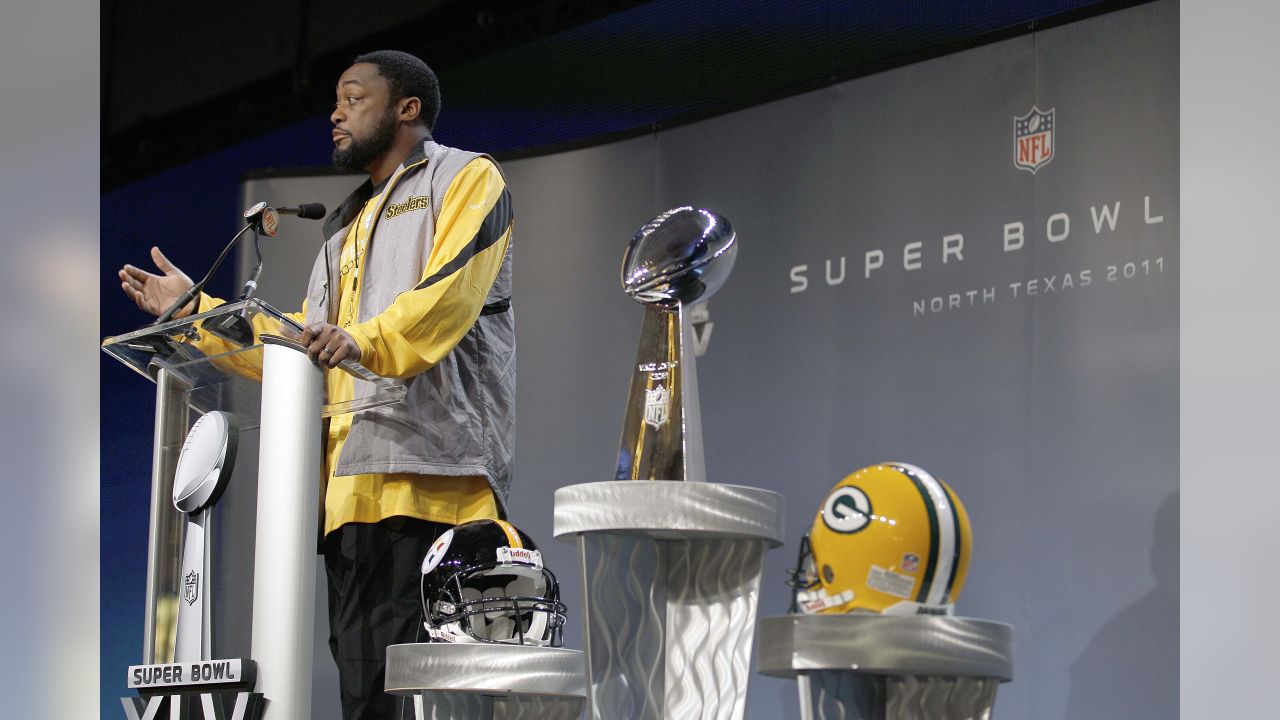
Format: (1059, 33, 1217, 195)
(278, 203, 327, 220)
(153, 201, 326, 325)
(238, 201, 325, 300)
(242, 201, 326, 237)
(231, 201, 327, 342)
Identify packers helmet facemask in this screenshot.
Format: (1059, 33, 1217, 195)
(787, 462, 973, 616)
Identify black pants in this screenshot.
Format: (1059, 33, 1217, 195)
(323, 516, 451, 720)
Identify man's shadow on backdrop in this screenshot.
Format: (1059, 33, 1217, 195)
(1066, 490, 1178, 719)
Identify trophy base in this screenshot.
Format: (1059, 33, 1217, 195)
(122, 658, 262, 720)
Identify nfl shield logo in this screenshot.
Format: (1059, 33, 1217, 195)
(184, 570, 200, 606)
(644, 384, 670, 429)
(902, 553, 920, 573)
(1013, 106, 1055, 173)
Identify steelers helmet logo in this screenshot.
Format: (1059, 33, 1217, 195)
(822, 486, 872, 534)
(421, 529, 456, 574)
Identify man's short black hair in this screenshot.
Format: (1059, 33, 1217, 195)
(352, 50, 441, 131)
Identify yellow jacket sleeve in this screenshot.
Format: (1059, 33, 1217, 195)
(183, 294, 307, 380)
(192, 292, 306, 344)
(345, 157, 512, 379)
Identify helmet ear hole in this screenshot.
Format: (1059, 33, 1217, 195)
(822, 564, 834, 584)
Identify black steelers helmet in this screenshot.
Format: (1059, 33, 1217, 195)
(419, 519, 566, 646)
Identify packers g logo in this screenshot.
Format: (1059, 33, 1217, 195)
(822, 486, 872, 534)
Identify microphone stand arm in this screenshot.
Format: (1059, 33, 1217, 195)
(154, 222, 257, 325)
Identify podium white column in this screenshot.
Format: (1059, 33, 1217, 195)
(250, 338, 323, 720)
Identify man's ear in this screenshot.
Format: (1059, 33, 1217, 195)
(399, 97, 422, 124)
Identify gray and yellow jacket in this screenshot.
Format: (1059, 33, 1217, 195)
(306, 139, 515, 511)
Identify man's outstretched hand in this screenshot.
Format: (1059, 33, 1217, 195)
(119, 247, 196, 318)
(300, 322, 362, 369)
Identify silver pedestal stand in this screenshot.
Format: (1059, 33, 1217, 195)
(557, 207, 781, 719)
(385, 644, 585, 720)
(757, 615, 1014, 720)
(555, 481, 784, 720)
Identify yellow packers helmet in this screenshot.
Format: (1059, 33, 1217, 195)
(787, 462, 973, 616)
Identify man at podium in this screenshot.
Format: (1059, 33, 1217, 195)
(117, 50, 515, 720)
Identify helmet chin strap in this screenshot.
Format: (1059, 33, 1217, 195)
(485, 616, 515, 640)
(795, 587, 855, 614)
(525, 609, 547, 644)
(425, 623, 469, 643)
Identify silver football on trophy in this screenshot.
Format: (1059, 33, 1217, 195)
(172, 410, 238, 514)
(621, 206, 737, 309)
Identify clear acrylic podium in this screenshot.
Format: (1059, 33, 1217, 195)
(103, 298, 405, 719)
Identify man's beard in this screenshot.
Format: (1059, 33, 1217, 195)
(332, 107, 398, 173)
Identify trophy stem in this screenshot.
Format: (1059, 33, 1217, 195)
(616, 304, 706, 483)
(173, 510, 208, 663)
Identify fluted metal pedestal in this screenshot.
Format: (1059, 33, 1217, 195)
(554, 481, 784, 720)
(757, 615, 1014, 720)
(385, 644, 586, 720)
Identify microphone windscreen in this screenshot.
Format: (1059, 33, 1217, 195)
(297, 202, 327, 220)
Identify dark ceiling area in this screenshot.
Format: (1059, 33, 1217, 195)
(102, 0, 1147, 191)
(101, 0, 651, 189)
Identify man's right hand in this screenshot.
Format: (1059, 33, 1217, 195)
(119, 247, 196, 318)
